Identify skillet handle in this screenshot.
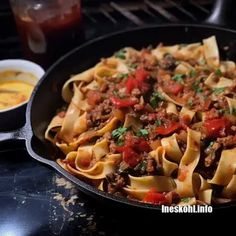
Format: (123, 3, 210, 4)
(204, 0, 235, 27)
(0, 123, 29, 143)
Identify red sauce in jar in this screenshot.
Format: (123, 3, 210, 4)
(14, 3, 83, 68)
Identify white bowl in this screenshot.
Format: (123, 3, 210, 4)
(0, 59, 45, 131)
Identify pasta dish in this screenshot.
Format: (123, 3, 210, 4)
(46, 36, 236, 206)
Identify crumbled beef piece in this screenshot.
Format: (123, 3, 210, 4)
(146, 157, 156, 175)
(106, 173, 127, 194)
(159, 54, 176, 70)
(86, 99, 112, 127)
(204, 142, 220, 167)
(217, 135, 236, 148)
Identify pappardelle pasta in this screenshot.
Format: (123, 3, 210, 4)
(46, 36, 236, 206)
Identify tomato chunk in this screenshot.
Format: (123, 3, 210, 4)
(165, 83, 183, 95)
(122, 147, 140, 167)
(87, 90, 102, 106)
(156, 122, 181, 136)
(110, 97, 137, 108)
(143, 188, 168, 205)
(203, 117, 231, 138)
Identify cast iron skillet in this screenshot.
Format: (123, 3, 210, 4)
(1, 0, 236, 211)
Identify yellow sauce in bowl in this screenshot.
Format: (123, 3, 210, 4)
(0, 71, 36, 110)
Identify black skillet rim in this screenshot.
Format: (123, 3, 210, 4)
(25, 24, 236, 211)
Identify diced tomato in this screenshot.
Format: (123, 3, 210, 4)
(156, 122, 181, 136)
(165, 83, 183, 95)
(80, 156, 91, 168)
(58, 111, 66, 118)
(116, 135, 151, 167)
(136, 139, 151, 152)
(125, 134, 151, 153)
(143, 188, 168, 205)
(203, 117, 231, 138)
(86, 90, 102, 106)
(180, 114, 191, 129)
(122, 147, 140, 167)
(125, 77, 138, 94)
(178, 168, 188, 181)
(125, 68, 149, 94)
(135, 68, 149, 83)
(110, 97, 137, 108)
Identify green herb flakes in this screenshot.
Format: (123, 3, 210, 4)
(129, 63, 138, 69)
(172, 74, 184, 83)
(155, 120, 163, 126)
(215, 68, 222, 77)
(189, 69, 197, 78)
(117, 73, 129, 79)
(181, 197, 191, 203)
(112, 127, 128, 139)
(192, 81, 203, 93)
(212, 87, 225, 95)
(114, 49, 126, 60)
(150, 92, 165, 108)
(137, 129, 149, 137)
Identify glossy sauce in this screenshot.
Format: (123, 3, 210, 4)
(14, 3, 83, 68)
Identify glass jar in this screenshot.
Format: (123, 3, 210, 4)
(10, 0, 83, 68)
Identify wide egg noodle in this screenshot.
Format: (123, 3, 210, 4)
(174, 128, 201, 197)
(208, 148, 236, 186)
(124, 175, 176, 200)
(45, 114, 64, 143)
(161, 134, 182, 163)
(154, 146, 179, 177)
(222, 174, 236, 198)
(226, 97, 236, 114)
(166, 102, 178, 115)
(203, 36, 220, 68)
(204, 72, 233, 88)
(62, 67, 95, 103)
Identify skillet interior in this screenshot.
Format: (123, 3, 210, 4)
(26, 24, 236, 210)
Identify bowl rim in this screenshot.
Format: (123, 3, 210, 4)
(0, 59, 45, 113)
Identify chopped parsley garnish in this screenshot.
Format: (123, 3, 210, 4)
(215, 68, 222, 77)
(192, 81, 203, 93)
(208, 141, 215, 148)
(187, 98, 193, 108)
(137, 129, 149, 137)
(116, 139, 125, 146)
(112, 127, 128, 139)
(150, 92, 165, 108)
(218, 109, 225, 115)
(189, 69, 197, 78)
(199, 59, 206, 65)
(212, 87, 225, 95)
(117, 73, 129, 79)
(181, 197, 191, 203)
(172, 74, 184, 83)
(232, 108, 236, 116)
(114, 48, 126, 60)
(155, 119, 163, 126)
(134, 160, 147, 174)
(129, 63, 138, 69)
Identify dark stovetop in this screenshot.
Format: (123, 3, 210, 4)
(0, 1, 234, 235)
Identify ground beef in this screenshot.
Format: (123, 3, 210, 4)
(106, 173, 127, 194)
(86, 99, 112, 127)
(204, 142, 220, 167)
(146, 157, 156, 175)
(217, 135, 236, 148)
(159, 53, 176, 71)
